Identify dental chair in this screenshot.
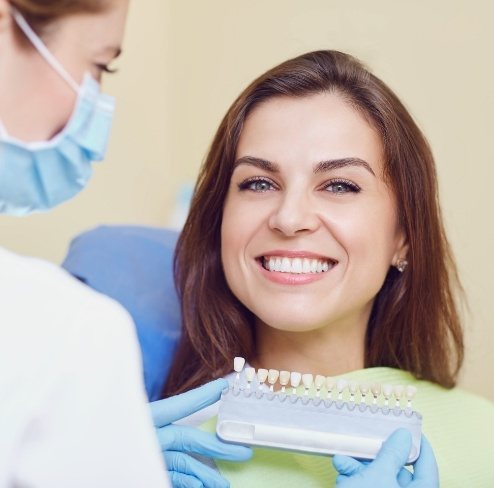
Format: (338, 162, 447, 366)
(62, 225, 181, 401)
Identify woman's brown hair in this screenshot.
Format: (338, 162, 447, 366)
(164, 50, 464, 396)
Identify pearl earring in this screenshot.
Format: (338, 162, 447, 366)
(396, 259, 408, 273)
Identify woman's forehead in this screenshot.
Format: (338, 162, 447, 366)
(236, 93, 385, 176)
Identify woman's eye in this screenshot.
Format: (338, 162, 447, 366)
(324, 180, 360, 194)
(95, 63, 119, 74)
(238, 178, 276, 192)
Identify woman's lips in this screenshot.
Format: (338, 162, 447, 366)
(255, 253, 337, 285)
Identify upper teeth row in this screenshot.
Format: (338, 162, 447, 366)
(263, 256, 333, 274)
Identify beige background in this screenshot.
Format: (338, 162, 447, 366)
(1, 0, 493, 400)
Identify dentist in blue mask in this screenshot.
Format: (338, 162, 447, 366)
(0, 1, 438, 487)
(0, 2, 173, 486)
(0, 1, 251, 487)
(0, 11, 115, 215)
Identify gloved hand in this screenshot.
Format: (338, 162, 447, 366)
(332, 429, 439, 488)
(150, 378, 252, 488)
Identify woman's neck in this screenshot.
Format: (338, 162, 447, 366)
(252, 313, 369, 377)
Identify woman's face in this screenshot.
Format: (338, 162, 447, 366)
(221, 93, 407, 335)
(0, 0, 128, 140)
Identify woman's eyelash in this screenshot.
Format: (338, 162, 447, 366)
(237, 177, 276, 192)
(236, 177, 360, 194)
(95, 63, 119, 74)
(322, 179, 361, 194)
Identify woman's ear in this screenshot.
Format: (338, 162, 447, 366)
(392, 230, 409, 268)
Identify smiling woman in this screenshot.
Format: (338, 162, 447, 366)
(164, 50, 494, 487)
(166, 50, 461, 393)
(222, 93, 405, 361)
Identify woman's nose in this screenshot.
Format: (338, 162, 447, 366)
(268, 191, 320, 237)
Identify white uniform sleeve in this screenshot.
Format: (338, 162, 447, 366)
(0, 249, 170, 488)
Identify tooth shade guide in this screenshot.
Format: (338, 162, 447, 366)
(359, 383, 370, 404)
(279, 370, 290, 393)
(371, 383, 381, 405)
(233, 356, 245, 384)
(257, 368, 268, 385)
(406, 385, 417, 409)
(290, 372, 302, 395)
(314, 375, 325, 397)
(325, 377, 336, 399)
(349, 381, 359, 402)
(234, 356, 246, 372)
(268, 369, 280, 392)
(382, 384, 393, 407)
(336, 379, 348, 400)
(393, 385, 405, 408)
(227, 359, 419, 412)
(245, 367, 256, 389)
(217, 368, 422, 463)
(302, 374, 314, 395)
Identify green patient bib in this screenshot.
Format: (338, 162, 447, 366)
(200, 367, 494, 488)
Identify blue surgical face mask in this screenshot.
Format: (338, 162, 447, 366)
(0, 9, 116, 216)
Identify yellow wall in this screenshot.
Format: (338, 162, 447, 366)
(1, 0, 492, 400)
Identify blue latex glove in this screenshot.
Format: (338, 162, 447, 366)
(150, 378, 252, 488)
(332, 429, 439, 488)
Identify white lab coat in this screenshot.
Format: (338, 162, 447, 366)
(0, 246, 170, 487)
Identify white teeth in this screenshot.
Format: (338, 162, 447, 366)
(302, 374, 314, 395)
(406, 385, 417, 409)
(290, 372, 302, 394)
(393, 385, 404, 407)
(382, 384, 393, 406)
(325, 376, 336, 398)
(359, 383, 370, 403)
(234, 357, 245, 373)
(245, 367, 256, 383)
(405, 385, 417, 400)
(234, 357, 245, 384)
(257, 368, 268, 385)
(349, 380, 359, 402)
(268, 369, 279, 392)
(314, 374, 325, 397)
(232, 360, 418, 410)
(263, 256, 334, 274)
(279, 370, 290, 392)
(336, 379, 348, 400)
(268, 369, 280, 390)
(314, 375, 325, 389)
(292, 258, 303, 273)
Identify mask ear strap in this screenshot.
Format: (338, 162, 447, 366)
(0, 119, 7, 138)
(11, 7, 80, 94)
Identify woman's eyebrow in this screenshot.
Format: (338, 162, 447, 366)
(233, 155, 376, 176)
(314, 158, 376, 176)
(97, 46, 123, 59)
(233, 156, 280, 173)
